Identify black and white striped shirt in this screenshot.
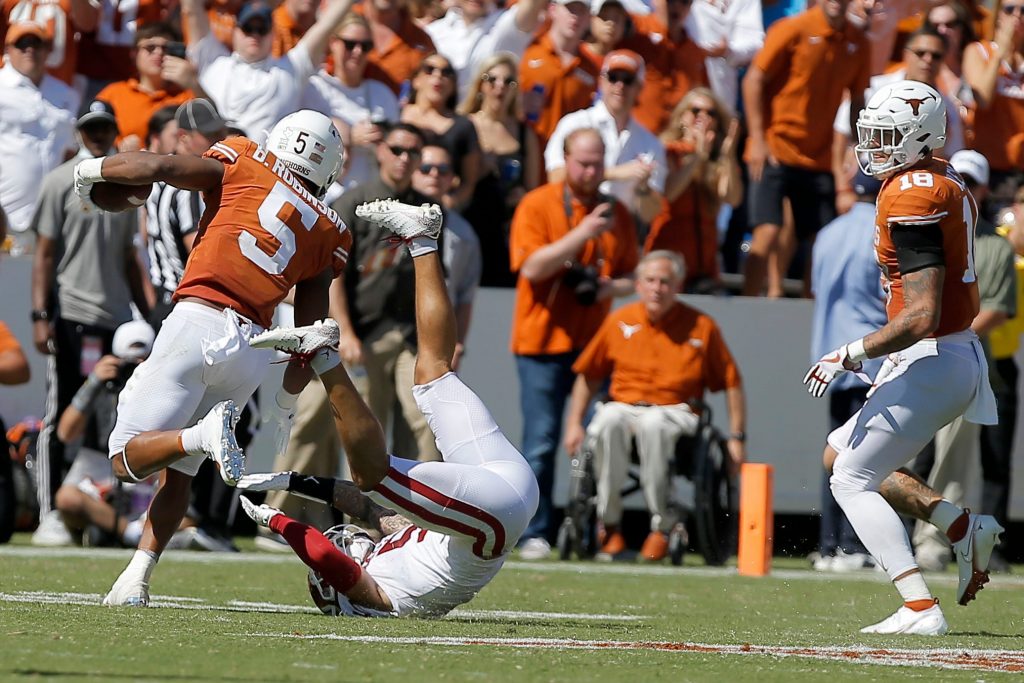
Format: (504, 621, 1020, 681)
(145, 181, 203, 296)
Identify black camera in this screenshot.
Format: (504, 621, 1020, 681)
(563, 262, 600, 306)
(166, 41, 187, 59)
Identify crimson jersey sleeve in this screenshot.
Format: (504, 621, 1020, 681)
(175, 136, 351, 327)
(874, 159, 980, 336)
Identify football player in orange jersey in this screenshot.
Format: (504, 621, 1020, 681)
(72, 109, 351, 607)
(803, 81, 1003, 635)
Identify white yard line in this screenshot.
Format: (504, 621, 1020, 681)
(241, 633, 1024, 674)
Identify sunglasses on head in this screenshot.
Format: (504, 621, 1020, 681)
(908, 47, 945, 59)
(421, 64, 455, 78)
(604, 70, 636, 86)
(481, 73, 516, 87)
(418, 162, 453, 175)
(12, 36, 49, 51)
(1003, 4, 1024, 15)
(341, 38, 373, 52)
(388, 144, 422, 158)
(240, 22, 271, 36)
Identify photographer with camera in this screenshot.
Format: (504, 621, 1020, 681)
(96, 23, 200, 153)
(510, 127, 639, 560)
(49, 321, 158, 547)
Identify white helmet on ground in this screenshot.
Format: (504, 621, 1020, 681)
(307, 524, 375, 616)
(855, 80, 946, 178)
(266, 110, 344, 198)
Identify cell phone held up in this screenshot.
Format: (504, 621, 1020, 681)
(166, 41, 187, 59)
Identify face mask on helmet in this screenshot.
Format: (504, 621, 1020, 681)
(306, 524, 374, 616)
(854, 80, 946, 178)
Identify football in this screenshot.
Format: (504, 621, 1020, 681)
(89, 181, 152, 212)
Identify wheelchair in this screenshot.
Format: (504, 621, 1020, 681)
(555, 401, 738, 566)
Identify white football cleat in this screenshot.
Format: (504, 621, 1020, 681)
(952, 512, 1004, 605)
(240, 495, 283, 528)
(198, 400, 244, 485)
(355, 199, 442, 240)
(860, 601, 948, 635)
(249, 319, 339, 359)
(102, 571, 150, 607)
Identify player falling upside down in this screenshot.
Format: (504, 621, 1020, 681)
(72, 108, 351, 606)
(237, 199, 540, 617)
(804, 80, 1003, 635)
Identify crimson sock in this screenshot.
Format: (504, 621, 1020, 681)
(269, 514, 362, 593)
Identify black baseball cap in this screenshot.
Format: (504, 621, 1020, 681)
(237, 2, 273, 26)
(77, 100, 117, 128)
(175, 98, 227, 135)
(852, 170, 883, 198)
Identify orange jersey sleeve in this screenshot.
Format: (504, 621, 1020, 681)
(874, 158, 980, 337)
(175, 137, 351, 328)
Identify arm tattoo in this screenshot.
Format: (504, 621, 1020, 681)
(865, 266, 944, 358)
(332, 480, 411, 535)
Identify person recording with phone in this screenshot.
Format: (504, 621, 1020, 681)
(96, 23, 202, 153)
(509, 127, 639, 560)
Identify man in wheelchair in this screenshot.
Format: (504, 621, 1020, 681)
(563, 251, 746, 562)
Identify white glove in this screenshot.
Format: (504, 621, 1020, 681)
(240, 495, 283, 528)
(803, 344, 862, 398)
(264, 388, 298, 456)
(73, 157, 105, 211)
(236, 471, 294, 492)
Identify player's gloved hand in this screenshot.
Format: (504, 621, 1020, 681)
(264, 388, 298, 456)
(240, 495, 283, 528)
(73, 157, 105, 211)
(803, 344, 862, 398)
(236, 471, 295, 492)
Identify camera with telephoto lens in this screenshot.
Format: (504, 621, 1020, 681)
(563, 262, 600, 306)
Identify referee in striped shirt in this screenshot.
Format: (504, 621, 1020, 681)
(144, 99, 227, 327)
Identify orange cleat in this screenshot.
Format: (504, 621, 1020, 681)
(599, 528, 626, 557)
(640, 531, 669, 562)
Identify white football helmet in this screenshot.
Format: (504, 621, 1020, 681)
(266, 110, 344, 198)
(855, 80, 946, 178)
(307, 524, 375, 616)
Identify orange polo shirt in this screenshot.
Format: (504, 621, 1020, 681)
(745, 5, 870, 172)
(644, 143, 720, 287)
(626, 17, 707, 135)
(361, 9, 435, 95)
(271, 4, 308, 58)
(510, 181, 639, 356)
(574, 300, 741, 406)
(519, 34, 599, 149)
(967, 41, 1024, 173)
(96, 79, 194, 145)
(0, 322, 21, 355)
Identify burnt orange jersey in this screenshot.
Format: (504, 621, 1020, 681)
(174, 137, 351, 328)
(2, 0, 89, 84)
(874, 158, 980, 337)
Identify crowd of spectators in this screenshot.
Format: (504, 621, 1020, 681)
(1, 0, 1022, 560)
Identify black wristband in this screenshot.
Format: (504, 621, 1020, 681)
(31, 309, 50, 322)
(729, 431, 747, 443)
(288, 473, 335, 505)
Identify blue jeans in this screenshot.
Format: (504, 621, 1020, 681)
(515, 352, 579, 543)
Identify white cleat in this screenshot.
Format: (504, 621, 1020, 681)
(355, 199, 443, 240)
(240, 496, 283, 528)
(199, 400, 244, 485)
(952, 512, 1004, 606)
(249, 319, 339, 359)
(102, 572, 150, 607)
(860, 601, 948, 635)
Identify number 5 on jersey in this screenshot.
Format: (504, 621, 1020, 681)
(240, 181, 321, 275)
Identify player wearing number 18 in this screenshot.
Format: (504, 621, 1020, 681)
(71, 109, 351, 607)
(803, 80, 1004, 635)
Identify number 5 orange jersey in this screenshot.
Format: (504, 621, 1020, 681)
(874, 157, 980, 337)
(174, 136, 351, 328)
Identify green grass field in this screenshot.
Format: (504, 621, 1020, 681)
(1, 540, 1022, 682)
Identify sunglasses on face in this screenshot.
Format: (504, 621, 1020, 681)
(12, 36, 50, 51)
(421, 64, 455, 78)
(481, 73, 516, 87)
(908, 47, 945, 59)
(418, 162, 452, 175)
(138, 42, 169, 54)
(1003, 5, 1024, 15)
(930, 19, 960, 29)
(341, 38, 373, 52)
(387, 144, 422, 158)
(604, 70, 636, 86)
(689, 106, 718, 117)
(240, 22, 271, 36)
